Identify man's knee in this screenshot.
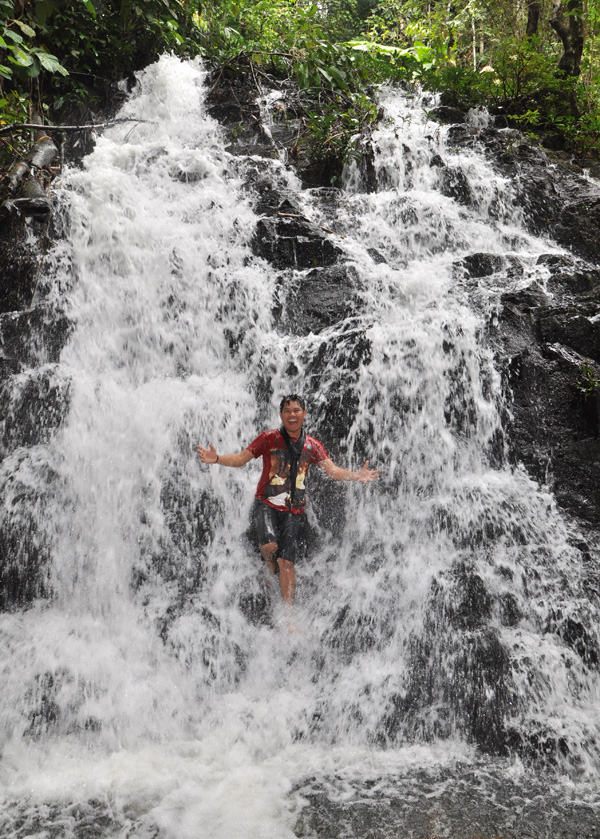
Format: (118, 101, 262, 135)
(260, 541, 277, 562)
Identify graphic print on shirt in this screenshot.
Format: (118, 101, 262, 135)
(266, 449, 309, 509)
(247, 430, 328, 514)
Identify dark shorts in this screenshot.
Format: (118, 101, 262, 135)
(253, 501, 306, 564)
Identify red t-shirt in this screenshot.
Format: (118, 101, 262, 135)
(246, 429, 328, 514)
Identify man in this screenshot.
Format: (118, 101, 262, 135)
(197, 394, 381, 606)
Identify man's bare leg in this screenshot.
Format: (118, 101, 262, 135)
(260, 541, 277, 575)
(259, 543, 296, 608)
(277, 558, 295, 606)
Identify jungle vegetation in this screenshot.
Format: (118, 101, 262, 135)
(0, 1, 599, 168)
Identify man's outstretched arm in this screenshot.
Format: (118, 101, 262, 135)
(319, 458, 381, 483)
(197, 443, 254, 468)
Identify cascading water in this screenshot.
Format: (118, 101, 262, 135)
(1, 55, 599, 838)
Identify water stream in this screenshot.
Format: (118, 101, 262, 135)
(0, 55, 599, 838)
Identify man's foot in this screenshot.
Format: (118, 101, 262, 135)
(282, 603, 303, 635)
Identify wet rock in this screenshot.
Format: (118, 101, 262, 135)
(323, 603, 392, 656)
(445, 123, 478, 147)
(543, 264, 600, 299)
(0, 798, 128, 838)
(381, 560, 516, 756)
(241, 160, 295, 216)
(441, 564, 494, 631)
(492, 247, 600, 524)
(554, 194, 600, 264)
(24, 670, 65, 739)
(438, 165, 473, 205)
(0, 367, 71, 456)
(539, 311, 600, 360)
(500, 282, 549, 311)
(0, 216, 43, 313)
(282, 264, 358, 336)
(499, 592, 522, 627)
(386, 623, 512, 755)
(0, 452, 56, 608)
(347, 136, 378, 194)
(457, 252, 523, 280)
(550, 609, 600, 667)
(293, 768, 600, 839)
(469, 126, 600, 265)
(251, 213, 343, 270)
(429, 104, 467, 124)
(504, 727, 572, 768)
(205, 66, 279, 159)
(504, 341, 600, 521)
(238, 589, 273, 628)
(306, 328, 372, 447)
(367, 246, 387, 264)
(0, 306, 73, 369)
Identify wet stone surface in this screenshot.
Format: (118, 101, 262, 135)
(292, 764, 600, 839)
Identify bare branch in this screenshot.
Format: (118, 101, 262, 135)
(0, 118, 151, 138)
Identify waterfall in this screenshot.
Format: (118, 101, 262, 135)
(0, 55, 599, 837)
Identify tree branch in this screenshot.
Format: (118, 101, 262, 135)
(0, 118, 150, 137)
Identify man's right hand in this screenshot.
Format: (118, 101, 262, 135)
(197, 443, 218, 464)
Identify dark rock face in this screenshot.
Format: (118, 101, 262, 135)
(0, 450, 57, 608)
(447, 122, 600, 266)
(438, 164, 474, 205)
(0, 203, 73, 609)
(438, 115, 600, 528)
(0, 216, 42, 313)
(205, 65, 280, 160)
(251, 213, 343, 271)
(490, 256, 600, 524)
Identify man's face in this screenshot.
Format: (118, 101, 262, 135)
(280, 400, 307, 437)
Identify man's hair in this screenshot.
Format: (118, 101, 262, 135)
(279, 393, 306, 412)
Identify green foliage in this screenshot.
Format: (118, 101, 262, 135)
(323, 0, 379, 41)
(0, 87, 30, 166)
(481, 36, 560, 104)
(576, 363, 600, 400)
(302, 90, 378, 179)
(195, 2, 387, 174)
(4, 0, 600, 176)
(357, 2, 600, 157)
(1, 0, 201, 126)
(0, 0, 69, 84)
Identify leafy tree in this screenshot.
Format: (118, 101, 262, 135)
(4, 0, 600, 175)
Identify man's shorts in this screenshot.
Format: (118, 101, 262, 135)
(253, 501, 306, 564)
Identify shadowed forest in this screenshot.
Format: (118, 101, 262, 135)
(2, 1, 600, 177)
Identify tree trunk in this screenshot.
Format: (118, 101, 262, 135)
(549, 0, 585, 76)
(526, 2, 541, 37)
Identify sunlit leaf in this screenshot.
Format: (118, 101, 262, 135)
(14, 21, 37, 38)
(36, 50, 69, 75)
(318, 65, 333, 85)
(9, 47, 33, 65)
(4, 30, 24, 44)
(327, 65, 348, 90)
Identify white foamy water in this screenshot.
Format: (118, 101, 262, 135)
(0, 55, 599, 837)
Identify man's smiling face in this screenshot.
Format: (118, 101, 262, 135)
(280, 400, 307, 439)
